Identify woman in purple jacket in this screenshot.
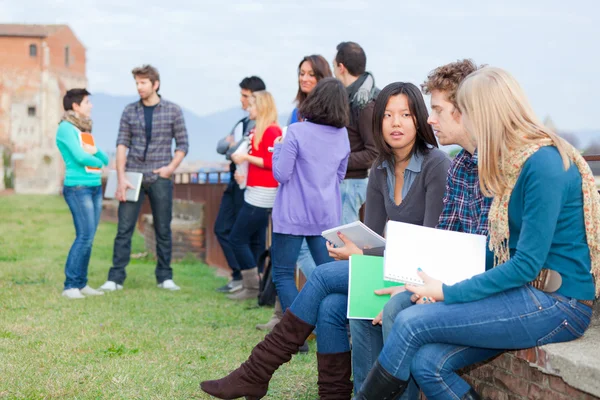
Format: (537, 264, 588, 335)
(270, 77, 350, 315)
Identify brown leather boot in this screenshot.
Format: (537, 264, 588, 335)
(200, 310, 315, 399)
(317, 352, 353, 400)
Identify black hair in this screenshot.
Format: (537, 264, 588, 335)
(239, 76, 266, 92)
(372, 82, 438, 165)
(334, 41, 366, 77)
(63, 88, 91, 111)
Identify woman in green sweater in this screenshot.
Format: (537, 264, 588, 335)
(353, 67, 600, 400)
(56, 89, 109, 299)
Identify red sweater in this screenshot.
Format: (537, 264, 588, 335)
(246, 125, 282, 188)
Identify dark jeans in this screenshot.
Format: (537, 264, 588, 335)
(108, 177, 173, 285)
(214, 181, 263, 280)
(228, 201, 268, 272)
(271, 233, 333, 312)
(63, 185, 103, 290)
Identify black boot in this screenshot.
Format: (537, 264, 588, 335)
(353, 361, 407, 400)
(462, 388, 482, 399)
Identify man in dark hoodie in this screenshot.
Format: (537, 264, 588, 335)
(333, 42, 379, 224)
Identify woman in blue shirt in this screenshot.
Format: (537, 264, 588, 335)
(354, 67, 600, 400)
(55, 89, 109, 299)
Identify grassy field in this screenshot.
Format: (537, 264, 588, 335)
(0, 195, 318, 399)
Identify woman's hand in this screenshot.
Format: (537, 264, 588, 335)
(326, 232, 363, 260)
(231, 153, 247, 164)
(405, 269, 444, 302)
(234, 172, 245, 185)
(371, 286, 407, 326)
(82, 144, 97, 154)
(274, 136, 283, 145)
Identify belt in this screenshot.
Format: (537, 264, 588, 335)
(578, 299, 594, 308)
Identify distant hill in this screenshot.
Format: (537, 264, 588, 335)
(91, 93, 247, 162)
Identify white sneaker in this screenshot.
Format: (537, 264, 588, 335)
(98, 281, 123, 292)
(80, 285, 105, 296)
(157, 279, 180, 291)
(62, 288, 85, 299)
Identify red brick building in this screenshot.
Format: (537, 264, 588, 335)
(0, 24, 87, 193)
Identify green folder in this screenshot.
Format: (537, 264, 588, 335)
(347, 255, 404, 320)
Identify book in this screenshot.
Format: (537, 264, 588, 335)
(347, 255, 404, 320)
(104, 170, 143, 202)
(383, 221, 487, 286)
(322, 221, 386, 249)
(78, 132, 101, 174)
(232, 137, 250, 189)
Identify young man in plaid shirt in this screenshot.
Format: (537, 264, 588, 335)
(99, 64, 189, 292)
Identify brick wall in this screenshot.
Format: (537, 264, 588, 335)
(0, 26, 86, 194)
(143, 215, 206, 262)
(420, 349, 600, 400)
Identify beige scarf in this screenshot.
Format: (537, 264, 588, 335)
(488, 139, 600, 296)
(61, 110, 92, 133)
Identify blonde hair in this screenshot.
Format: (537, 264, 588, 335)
(251, 91, 279, 150)
(456, 67, 570, 197)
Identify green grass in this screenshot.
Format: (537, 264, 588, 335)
(0, 195, 318, 399)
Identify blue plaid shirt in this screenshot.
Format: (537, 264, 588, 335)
(117, 98, 189, 183)
(436, 149, 492, 235)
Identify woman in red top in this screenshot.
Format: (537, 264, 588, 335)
(228, 91, 282, 300)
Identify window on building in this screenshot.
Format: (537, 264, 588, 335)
(65, 46, 70, 66)
(29, 44, 37, 57)
(28, 107, 36, 117)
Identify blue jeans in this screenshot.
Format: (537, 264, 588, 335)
(229, 201, 268, 271)
(272, 234, 333, 312)
(214, 181, 263, 280)
(63, 185, 103, 290)
(340, 178, 368, 224)
(297, 240, 317, 280)
(289, 260, 350, 354)
(350, 291, 501, 397)
(378, 286, 592, 399)
(108, 177, 173, 285)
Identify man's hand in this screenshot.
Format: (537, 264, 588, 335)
(231, 153, 247, 165)
(115, 177, 134, 202)
(371, 286, 407, 325)
(153, 165, 174, 179)
(406, 269, 444, 302)
(82, 144, 97, 154)
(326, 232, 363, 260)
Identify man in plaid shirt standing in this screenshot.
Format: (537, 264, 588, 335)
(99, 65, 189, 292)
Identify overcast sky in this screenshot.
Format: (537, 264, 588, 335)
(2, 0, 599, 131)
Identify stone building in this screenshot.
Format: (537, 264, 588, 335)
(0, 24, 87, 194)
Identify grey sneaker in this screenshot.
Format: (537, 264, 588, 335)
(216, 279, 242, 293)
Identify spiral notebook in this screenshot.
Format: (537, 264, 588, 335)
(348, 255, 403, 320)
(383, 221, 487, 286)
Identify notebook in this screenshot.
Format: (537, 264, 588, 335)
(347, 255, 403, 320)
(383, 221, 487, 286)
(78, 132, 101, 174)
(322, 221, 386, 249)
(232, 137, 250, 189)
(104, 170, 143, 202)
